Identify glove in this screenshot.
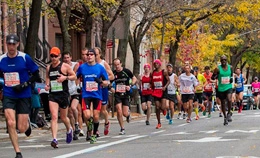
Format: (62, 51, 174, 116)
(230, 77, 233, 83)
(77, 86, 82, 93)
(12, 82, 29, 93)
(94, 77, 102, 84)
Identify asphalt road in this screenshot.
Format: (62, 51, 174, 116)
(1, 110, 260, 158)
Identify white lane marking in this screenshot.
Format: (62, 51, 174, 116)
(161, 132, 193, 136)
(24, 139, 37, 142)
(151, 130, 165, 134)
(225, 130, 259, 134)
(178, 123, 188, 127)
(53, 135, 147, 158)
(112, 134, 138, 138)
(0, 133, 9, 136)
(216, 156, 260, 158)
(199, 130, 218, 134)
(173, 137, 238, 143)
(5, 145, 47, 148)
(245, 115, 260, 118)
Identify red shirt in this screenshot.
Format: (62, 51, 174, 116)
(141, 74, 152, 95)
(203, 72, 213, 92)
(151, 70, 164, 98)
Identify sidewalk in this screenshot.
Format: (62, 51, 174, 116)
(0, 112, 146, 141)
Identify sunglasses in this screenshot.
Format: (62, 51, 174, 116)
(86, 53, 94, 56)
(221, 59, 227, 61)
(50, 54, 58, 58)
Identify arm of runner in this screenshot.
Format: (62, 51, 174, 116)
(211, 67, 219, 81)
(163, 70, 170, 91)
(65, 63, 77, 81)
(45, 65, 50, 91)
(104, 61, 114, 81)
(243, 74, 247, 84)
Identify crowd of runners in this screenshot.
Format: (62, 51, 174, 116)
(1, 34, 260, 158)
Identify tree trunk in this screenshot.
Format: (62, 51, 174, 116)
(84, 16, 92, 48)
(132, 45, 141, 77)
(101, 22, 109, 58)
(169, 30, 181, 67)
(24, 0, 43, 58)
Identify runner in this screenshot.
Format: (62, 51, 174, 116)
(138, 63, 153, 125)
(234, 68, 247, 113)
(151, 59, 170, 129)
(94, 47, 114, 136)
(63, 52, 80, 140)
(112, 58, 137, 135)
(179, 65, 198, 123)
(0, 34, 41, 158)
(76, 48, 109, 144)
(211, 55, 233, 125)
(252, 77, 260, 109)
(166, 63, 179, 124)
(45, 47, 76, 148)
(193, 66, 206, 119)
(202, 66, 213, 118)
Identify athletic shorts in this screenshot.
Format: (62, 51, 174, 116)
(102, 87, 109, 105)
(167, 94, 177, 104)
(181, 94, 194, 103)
(203, 92, 213, 102)
(253, 92, 260, 97)
(141, 94, 153, 103)
(153, 91, 168, 102)
(193, 93, 203, 104)
(114, 95, 130, 106)
(235, 90, 243, 95)
(49, 93, 70, 109)
(83, 98, 102, 110)
(218, 88, 233, 100)
(3, 96, 31, 114)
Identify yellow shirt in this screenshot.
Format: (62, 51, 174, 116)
(195, 73, 206, 93)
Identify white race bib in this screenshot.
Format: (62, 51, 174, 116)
(255, 88, 259, 92)
(221, 77, 230, 84)
(4, 72, 20, 87)
(143, 83, 150, 90)
(50, 80, 63, 92)
(154, 81, 162, 89)
(205, 83, 212, 90)
(183, 86, 192, 93)
(86, 81, 98, 92)
(116, 85, 126, 93)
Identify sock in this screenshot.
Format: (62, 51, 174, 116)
(195, 107, 199, 115)
(93, 122, 99, 134)
(16, 152, 22, 156)
(67, 128, 72, 134)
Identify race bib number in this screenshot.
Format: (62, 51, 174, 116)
(183, 86, 192, 93)
(236, 83, 242, 88)
(86, 81, 98, 92)
(221, 77, 230, 84)
(255, 88, 259, 92)
(50, 80, 63, 92)
(205, 84, 212, 90)
(154, 81, 162, 89)
(116, 85, 126, 93)
(4, 72, 20, 87)
(143, 83, 150, 90)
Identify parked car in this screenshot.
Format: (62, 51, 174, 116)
(242, 84, 255, 110)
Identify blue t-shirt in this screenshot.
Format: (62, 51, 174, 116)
(77, 63, 108, 100)
(236, 74, 244, 92)
(0, 51, 39, 98)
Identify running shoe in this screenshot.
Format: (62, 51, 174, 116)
(195, 115, 199, 120)
(119, 129, 125, 135)
(66, 129, 73, 144)
(208, 113, 211, 118)
(15, 153, 23, 158)
(73, 132, 78, 140)
(219, 113, 223, 117)
(145, 120, 150, 125)
(95, 130, 100, 138)
(162, 110, 167, 116)
(86, 131, 91, 141)
(202, 110, 206, 116)
(177, 113, 181, 119)
(183, 113, 186, 120)
(186, 118, 192, 123)
(169, 119, 173, 125)
(79, 129, 85, 137)
(104, 122, 110, 135)
(238, 105, 243, 113)
(156, 123, 161, 129)
(223, 118, 228, 126)
(166, 111, 170, 120)
(74, 123, 80, 134)
(51, 139, 58, 148)
(126, 115, 131, 123)
(90, 135, 97, 144)
(227, 113, 232, 122)
(25, 118, 32, 137)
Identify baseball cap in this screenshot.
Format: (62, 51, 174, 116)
(167, 63, 173, 67)
(193, 66, 199, 72)
(50, 47, 61, 56)
(6, 34, 20, 44)
(254, 77, 258, 80)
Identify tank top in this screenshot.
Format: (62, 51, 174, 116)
(141, 74, 152, 95)
(68, 62, 78, 95)
(167, 73, 176, 95)
(203, 72, 213, 92)
(99, 60, 105, 67)
(217, 64, 232, 92)
(236, 74, 244, 92)
(49, 62, 69, 95)
(151, 70, 164, 98)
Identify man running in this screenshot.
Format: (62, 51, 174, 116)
(76, 49, 109, 144)
(179, 65, 198, 123)
(166, 63, 179, 124)
(202, 66, 213, 117)
(0, 34, 41, 158)
(45, 47, 76, 148)
(63, 52, 80, 140)
(139, 63, 153, 125)
(234, 68, 246, 113)
(94, 47, 114, 136)
(151, 59, 170, 129)
(112, 58, 137, 135)
(211, 55, 233, 125)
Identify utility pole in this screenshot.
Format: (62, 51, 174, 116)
(111, 27, 115, 118)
